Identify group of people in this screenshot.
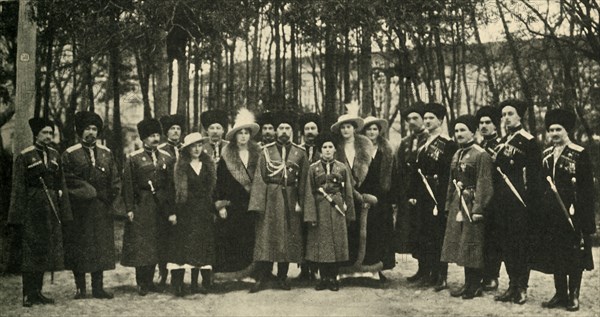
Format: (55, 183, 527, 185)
(7, 99, 595, 312)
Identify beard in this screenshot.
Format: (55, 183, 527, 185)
(277, 134, 290, 144)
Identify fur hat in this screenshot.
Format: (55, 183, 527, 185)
(298, 113, 321, 134)
(256, 111, 275, 128)
(545, 108, 576, 132)
(476, 106, 501, 128)
(499, 99, 527, 117)
(137, 118, 162, 140)
(315, 131, 338, 149)
(402, 101, 426, 120)
(272, 110, 298, 130)
(74, 111, 103, 137)
(29, 117, 54, 137)
(159, 114, 186, 135)
(453, 114, 478, 133)
(200, 110, 228, 131)
(423, 102, 447, 120)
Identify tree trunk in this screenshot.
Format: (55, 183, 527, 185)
(42, 25, 54, 118)
(360, 27, 374, 116)
(343, 29, 351, 103)
(154, 30, 170, 119)
(109, 43, 123, 169)
(134, 49, 152, 119)
(193, 45, 200, 130)
(228, 40, 236, 113)
(496, 0, 536, 132)
(177, 43, 189, 120)
(323, 24, 337, 128)
(470, 2, 499, 105)
(290, 21, 299, 110)
(216, 47, 223, 110)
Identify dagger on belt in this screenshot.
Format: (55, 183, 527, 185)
(318, 187, 346, 217)
(545, 176, 576, 231)
(452, 179, 473, 222)
(417, 169, 439, 216)
(496, 167, 527, 207)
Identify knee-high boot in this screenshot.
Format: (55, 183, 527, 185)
(92, 271, 113, 299)
(73, 272, 86, 299)
(567, 271, 582, 311)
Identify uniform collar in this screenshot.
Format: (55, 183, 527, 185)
(143, 144, 157, 153)
(483, 132, 498, 141)
(507, 125, 522, 135)
(168, 139, 181, 148)
(459, 140, 475, 149)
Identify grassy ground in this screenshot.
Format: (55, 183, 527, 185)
(0, 249, 598, 317)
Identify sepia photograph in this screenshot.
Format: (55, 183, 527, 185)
(0, 0, 599, 316)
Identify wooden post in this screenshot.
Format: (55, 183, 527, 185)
(13, 0, 37, 156)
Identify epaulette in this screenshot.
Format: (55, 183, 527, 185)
(471, 144, 485, 153)
(543, 147, 553, 156)
(129, 148, 144, 157)
(263, 141, 276, 148)
(66, 143, 82, 153)
(567, 143, 584, 153)
(518, 129, 534, 140)
(157, 143, 167, 149)
(20, 145, 35, 155)
(97, 143, 111, 152)
(158, 149, 172, 157)
(292, 143, 305, 151)
(222, 140, 230, 146)
(310, 160, 321, 167)
(47, 146, 59, 154)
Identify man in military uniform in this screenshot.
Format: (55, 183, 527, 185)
(158, 114, 185, 160)
(296, 112, 322, 281)
(393, 102, 428, 282)
(493, 99, 542, 304)
(475, 106, 503, 291)
(248, 110, 309, 293)
(533, 109, 596, 312)
(256, 111, 276, 148)
(62, 111, 121, 300)
(408, 103, 457, 291)
(9, 118, 72, 307)
(200, 109, 229, 164)
(156, 113, 185, 288)
(121, 118, 175, 296)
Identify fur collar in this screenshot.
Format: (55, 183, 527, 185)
(377, 136, 394, 192)
(335, 134, 373, 187)
(221, 141, 261, 193)
(174, 151, 216, 203)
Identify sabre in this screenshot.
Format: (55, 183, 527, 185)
(546, 176, 576, 231)
(39, 177, 61, 224)
(318, 187, 346, 217)
(417, 169, 439, 216)
(496, 167, 527, 207)
(452, 179, 472, 223)
(147, 180, 162, 208)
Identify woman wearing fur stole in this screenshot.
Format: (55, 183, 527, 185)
(331, 104, 379, 276)
(167, 132, 217, 297)
(214, 109, 261, 275)
(361, 116, 397, 282)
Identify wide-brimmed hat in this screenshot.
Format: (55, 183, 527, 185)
(180, 132, 204, 150)
(225, 108, 260, 141)
(362, 116, 388, 133)
(331, 101, 364, 133)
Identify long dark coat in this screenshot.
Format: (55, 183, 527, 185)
(121, 148, 175, 267)
(530, 143, 596, 274)
(335, 134, 373, 266)
(303, 159, 355, 263)
(248, 143, 308, 263)
(392, 130, 427, 254)
(408, 135, 457, 263)
(441, 143, 494, 268)
(62, 143, 122, 272)
(213, 142, 260, 272)
(8, 145, 73, 272)
(356, 137, 396, 269)
(168, 152, 216, 266)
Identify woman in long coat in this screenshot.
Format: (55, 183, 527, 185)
(440, 115, 493, 299)
(303, 132, 355, 291)
(532, 109, 596, 312)
(331, 108, 378, 274)
(167, 132, 216, 297)
(361, 116, 396, 281)
(214, 109, 260, 275)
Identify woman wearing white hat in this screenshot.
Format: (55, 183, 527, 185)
(331, 103, 379, 277)
(214, 109, 261, 279)
(360, 116, 396, 283)
(167, 132, 217, 297)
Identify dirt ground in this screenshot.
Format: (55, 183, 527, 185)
(0, 249, 598, 317)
